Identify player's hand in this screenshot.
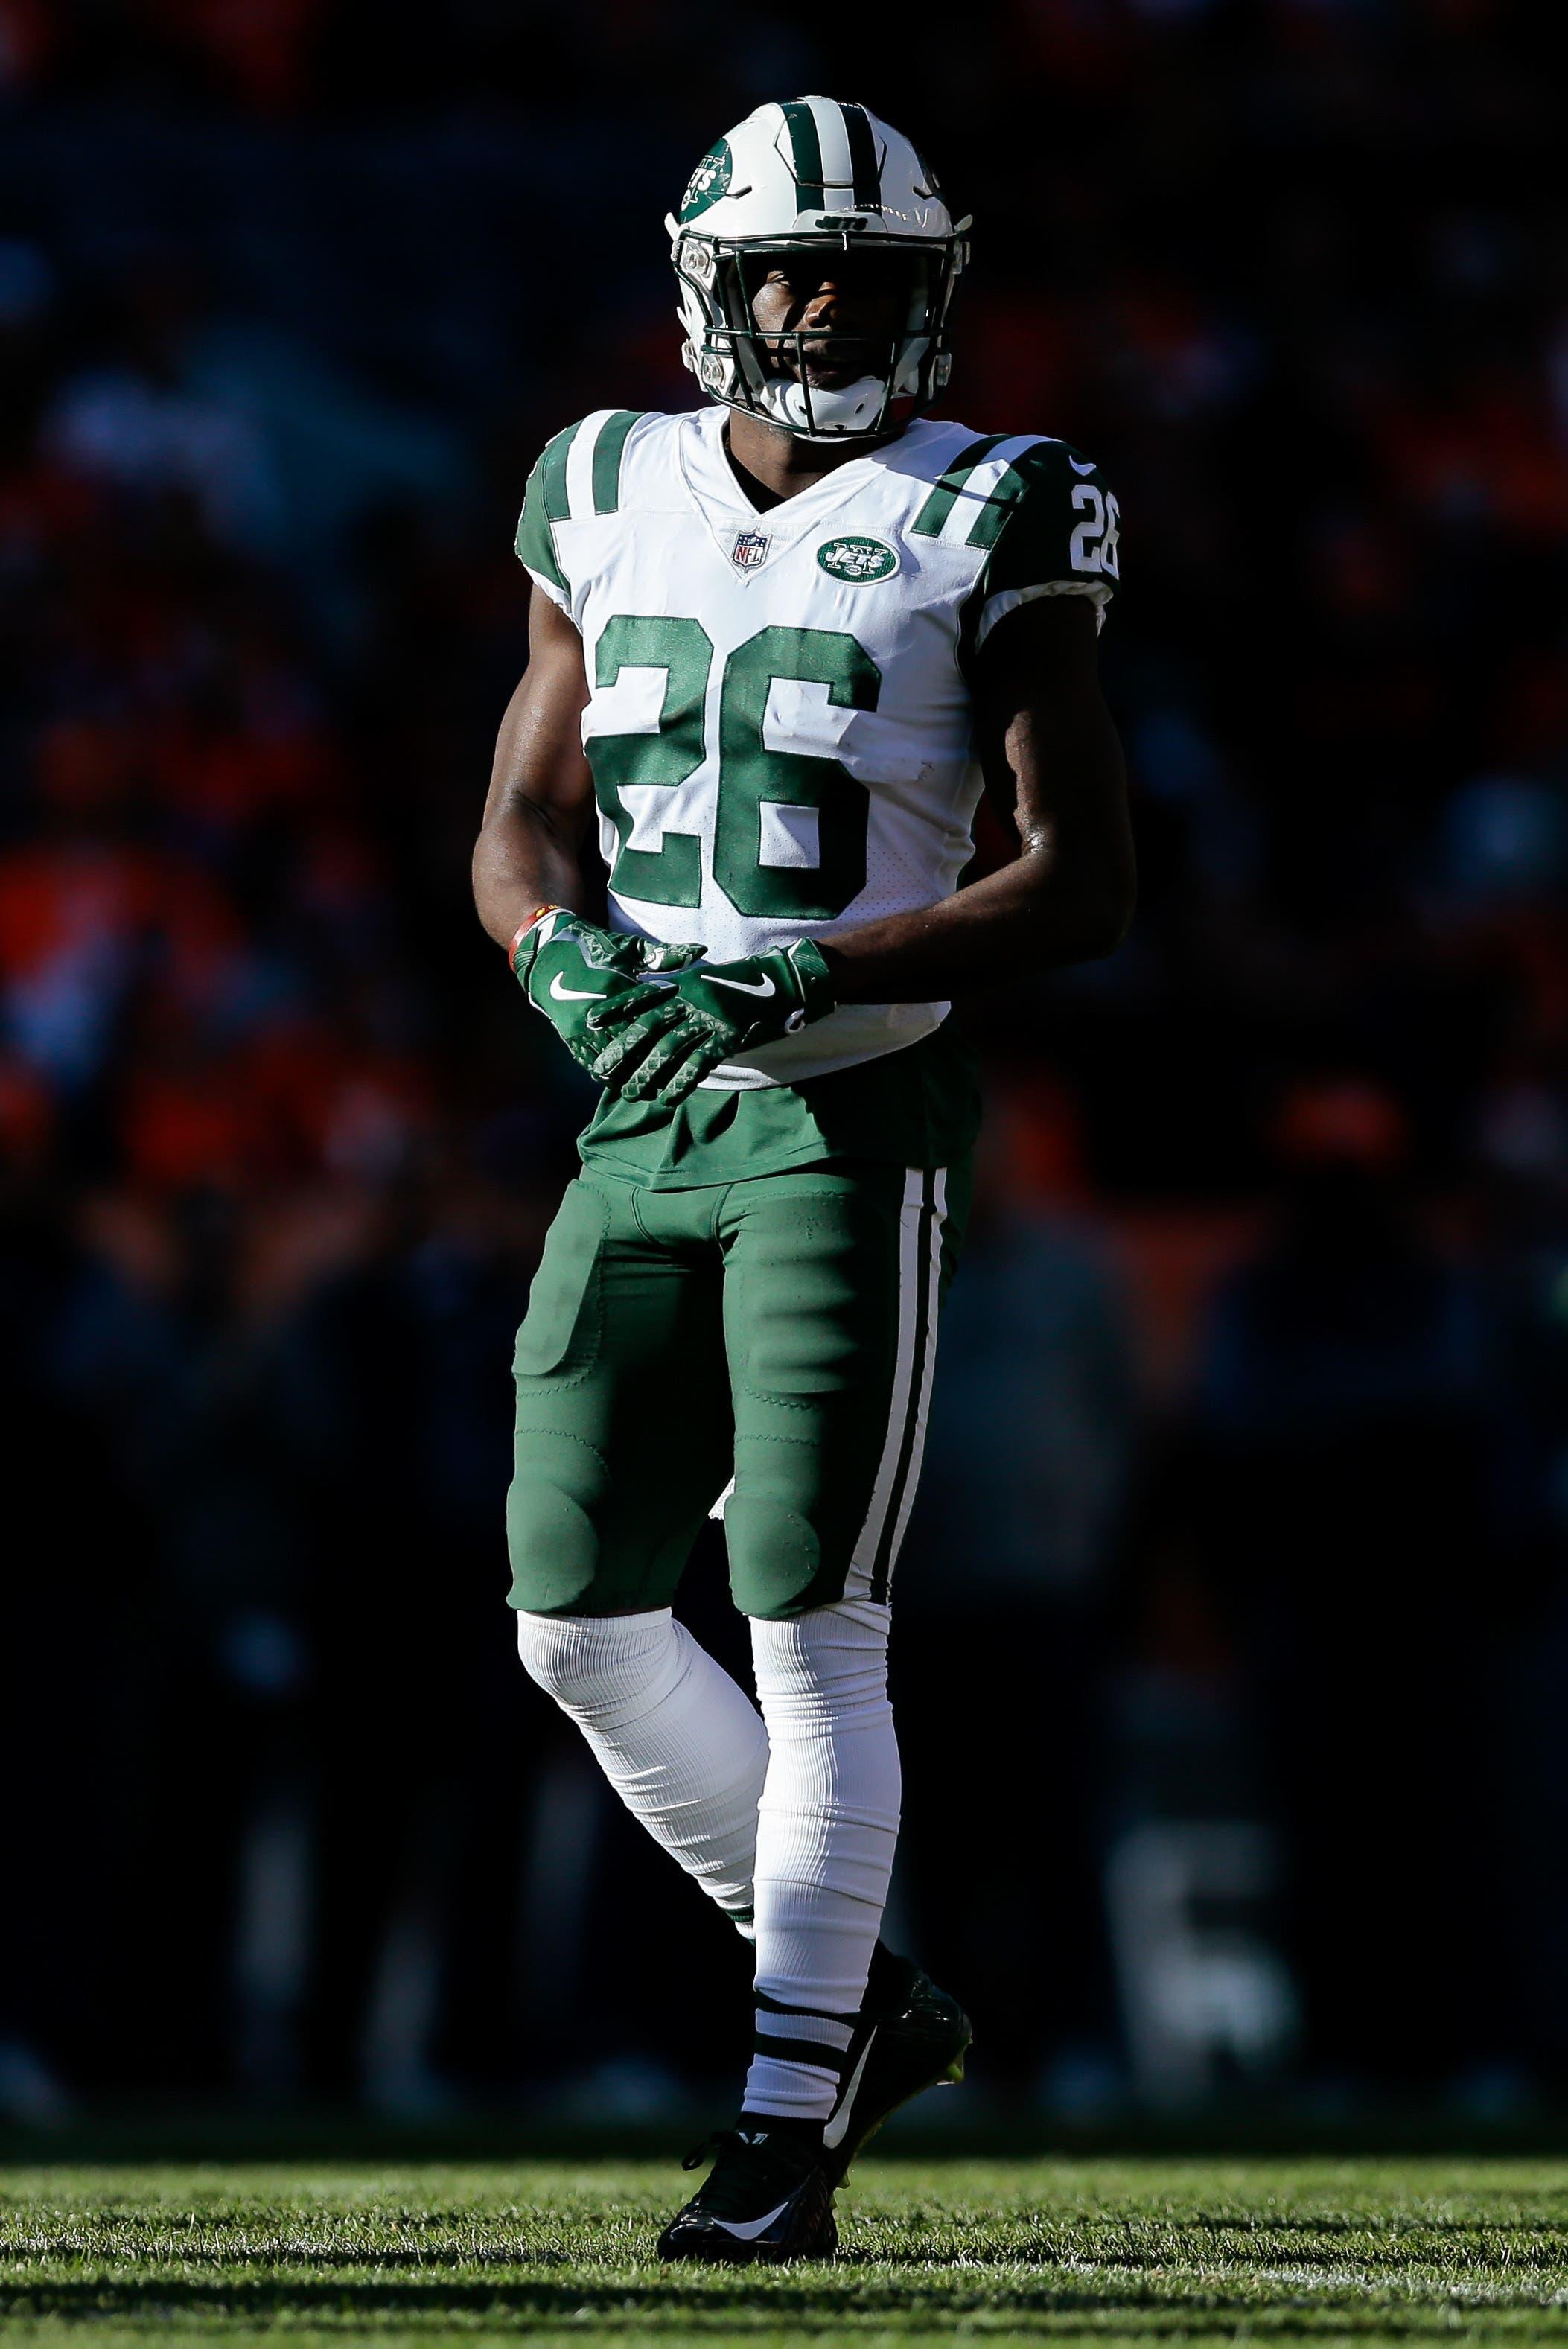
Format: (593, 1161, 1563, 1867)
(515, 911, 703, 1077)
(586, 940, 837, 1106)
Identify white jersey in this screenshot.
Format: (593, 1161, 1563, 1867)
(516, 403, 1119, 1088)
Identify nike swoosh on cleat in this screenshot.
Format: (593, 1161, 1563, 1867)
(703, 2196, 795, 2241)
(550, 974, 608, 1001)
(1068, 456, 1097, 474)
(821, 2026, 878, 2150)
(704, 973, 776, 998)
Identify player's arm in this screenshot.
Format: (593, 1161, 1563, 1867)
(474, 587, 701, 1071)
(471, 586, 596, 950)
(818, 594, 1135, 1004)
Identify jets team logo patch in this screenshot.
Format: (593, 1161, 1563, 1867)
(680, 138, 733, 221)
(730, 529, 771, 571)
(816, 535, 899, 583)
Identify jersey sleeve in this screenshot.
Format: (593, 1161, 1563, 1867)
(514, 422, 579, 616)
(971, 441, 1121, 658)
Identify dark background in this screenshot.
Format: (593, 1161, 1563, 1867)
(2, 0, 1567, 2138)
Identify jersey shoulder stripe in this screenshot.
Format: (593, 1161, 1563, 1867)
(514, 419, 580, 595)
(515, 412, 657, 601)
(538, 420, 580, 521)
(591, 409, 644, 514)
(911, 433, 1061, 549)
(908, 433, 1009, 538)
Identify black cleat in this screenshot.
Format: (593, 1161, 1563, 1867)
(820, 1951, 972, 2183)
(657, 2126, 839, 2264)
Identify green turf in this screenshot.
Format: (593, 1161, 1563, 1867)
(4, 2158, 1568, 2343)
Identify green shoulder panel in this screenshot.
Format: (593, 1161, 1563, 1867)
(514, 420, 580, 596)
(978, 438, 1121, 600)
(515, 412, 647, 595)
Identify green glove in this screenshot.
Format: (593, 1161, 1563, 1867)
(514, 911, 702, 1077)
(586, 940, 838, 1106)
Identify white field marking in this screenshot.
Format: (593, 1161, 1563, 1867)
(1035, 2257, 1558, 2305)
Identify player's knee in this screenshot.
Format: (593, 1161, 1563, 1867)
(506, 1465, 604, 1616)
(514, 1604, 677, 1715)
(723, 1490, 841, 1619)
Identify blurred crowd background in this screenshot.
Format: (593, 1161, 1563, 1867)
(3, 0, 1567, 2132)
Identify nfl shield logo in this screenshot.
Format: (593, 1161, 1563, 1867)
(730, 529, 771, 572)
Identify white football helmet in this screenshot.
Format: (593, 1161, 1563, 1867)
(665, 97, 970, 443)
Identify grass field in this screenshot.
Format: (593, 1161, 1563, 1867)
(4, 2156, 1568, 2342)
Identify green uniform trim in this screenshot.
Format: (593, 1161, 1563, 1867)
(781, 100, 825, 207)
(962, 448, 1042, 549)
(908, 434, 1007, 538)
(538, 421, 579, 521)
(591, 410, 643, 515)
(955, 442, 1118, 671)
(981, 441, 1112, 591)
(841, 103, 882, 210)
(514, 421, 582, 595)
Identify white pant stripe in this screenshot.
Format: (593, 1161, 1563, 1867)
(845, 1169, 925, 1598)
(847, 1168, 949, 1601)
(881, 1167, 947, 1601)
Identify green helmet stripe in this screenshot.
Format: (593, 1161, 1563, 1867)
(908, 434, 1008, 537)
(841, 103, 882, 211)
(538, 419, 581, 523)
(780, 98, 825, 206)
(591, 410, 642, 515)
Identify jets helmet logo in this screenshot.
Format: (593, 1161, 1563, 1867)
(680, 139, 733, 222)
(817, 535, 899, 583)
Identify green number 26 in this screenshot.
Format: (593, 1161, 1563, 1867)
(586, 618, 879, 921)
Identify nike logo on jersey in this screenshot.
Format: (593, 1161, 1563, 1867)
(703, 972, 776, 998)
(821, 2026, 879, 2150)
(549, 974, 607, 1001)
(704, 2196, 796, 2240)
(1068, 456, 1097, 475)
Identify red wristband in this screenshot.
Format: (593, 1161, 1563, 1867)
(508, 904, 564, 967)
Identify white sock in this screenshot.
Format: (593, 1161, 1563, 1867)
(514, 1608, 767, 1926)
(743, 1599, 900, 2121)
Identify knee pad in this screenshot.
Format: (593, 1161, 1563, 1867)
(724, 1489, 828, 1619)
(506, 1427, 608, 1612)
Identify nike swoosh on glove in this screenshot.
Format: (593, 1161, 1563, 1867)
(586, 940, 838, 1106)
(516, 911, 703, 1077)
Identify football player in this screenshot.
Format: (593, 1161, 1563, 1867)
(474, 97, 1133, 2260)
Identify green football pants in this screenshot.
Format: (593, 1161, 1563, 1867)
(506, 1159, 969, 1621)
